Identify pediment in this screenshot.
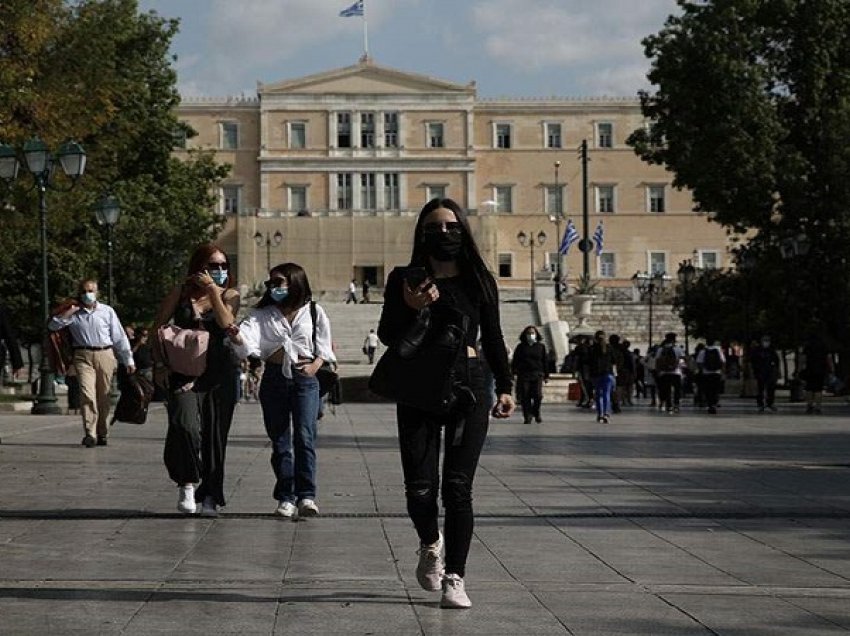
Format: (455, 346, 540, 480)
(259, 60, 475, 96)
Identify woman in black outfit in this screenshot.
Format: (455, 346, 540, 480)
(511, 325, 549, 423)
(377, 198, 515, 609)
(153, 243, 241, 517)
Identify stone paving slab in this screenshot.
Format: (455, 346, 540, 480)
(1, 398, 850, 634)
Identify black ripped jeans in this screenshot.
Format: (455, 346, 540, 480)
(396, 359, 489, 578)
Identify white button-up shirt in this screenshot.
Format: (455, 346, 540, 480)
(48, 302, 134, 366)
(233, 302, 335, 379)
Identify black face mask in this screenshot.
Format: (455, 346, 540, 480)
(422, 232, 463, 261)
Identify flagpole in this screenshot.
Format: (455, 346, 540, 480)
(362, 2, 369, 60)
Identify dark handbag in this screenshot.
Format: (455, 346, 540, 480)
(310, 301, 339, 399)
(111, 368, 155, 425)
(369, 310, 469, 415)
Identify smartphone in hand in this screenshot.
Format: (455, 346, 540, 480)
(404, 266, 429, 289)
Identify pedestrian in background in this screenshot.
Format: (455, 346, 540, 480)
(511, 325, 548, 424)
(654, 332, 685, 414)
(361, 279, 371, 303)
(153, 243, 241, 517)
(49, 279, 135, 447)
(696, 340, 725, 414)
(132, 326, 154, 382)
(363, 328, 379, 364)
(0, 301, 23, 385)
(345, 279, 358, 304)
(749, 335, 780, 413)
(588, 329, 617, 423)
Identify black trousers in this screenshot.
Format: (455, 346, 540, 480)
(518, 375, 543, 421)
(657, 374, 682, 410)
(702, 373, 722, 408)
(756, 378, 776, 408)
(163, 367, 237, 505)
(396, 359, 488, 578)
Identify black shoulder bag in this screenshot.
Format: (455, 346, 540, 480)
(369, 307, 470, 415)
(309, 301, 340, 402)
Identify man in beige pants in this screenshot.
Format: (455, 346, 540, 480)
(49, 280, 135, 447)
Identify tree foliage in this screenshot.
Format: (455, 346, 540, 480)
(630, 0, 850, 352)
(0, 0, 228, 341)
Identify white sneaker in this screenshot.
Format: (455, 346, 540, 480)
(440, 573, 471, 609)
(298, 499, 319, 517)
(200, 496, 218, 517)
(275, 501, 298, 518)
(415, 532, 444, 591)
(177, 485, 196, 514)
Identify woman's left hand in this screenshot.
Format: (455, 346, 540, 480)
(491, 393, 515, 418)
(194, 270, 216, 290)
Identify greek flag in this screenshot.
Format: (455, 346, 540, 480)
(593, 221, 604, 255)
(559, 219, 579, 255)
(339, 0, 364, 17)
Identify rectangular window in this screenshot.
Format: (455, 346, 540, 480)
(337, 112, 351, 148)
(384, 112, 398, 148)
(384, 173, 399, 210)
(428, 122, 444, 148)
(289, 122, 306, 149)
(597, 185, 615, 213)
(337, 173, 353, 209)
(546, 123, 562, 149)
(222, 185, 240, 215)
(498, 253, 513, 278)
(360, 173, 377, 209)
(599, 253, 616, 278)
(546, 185, 564, 215)
(496, 123, 512, 149)
(699, 251, 719, 269)
(648, 185, 666, 213)
(426, 185, 446, 201)
(361, 112, 375, 148)
(649, 251, 667, 275)
(289, 186, 307, 214)
(173, 126, 187, 149)
(597, 122, 613, 148)
(221, 122, 238, 149)
(494, 186, 512, 213)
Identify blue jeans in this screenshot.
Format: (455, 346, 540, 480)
(259, 363, 320, 504)
(593, 374, 615, 418)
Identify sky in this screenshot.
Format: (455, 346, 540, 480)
(137, 0, 679, 99)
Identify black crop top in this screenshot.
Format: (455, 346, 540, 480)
(377, 267, 512, 395)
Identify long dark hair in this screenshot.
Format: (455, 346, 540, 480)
(185, 242, 235, 290)
(409, 198, 497, 304)
(256, 262, 312, 310)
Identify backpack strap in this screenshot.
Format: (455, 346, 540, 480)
(309, 301, 318, 358)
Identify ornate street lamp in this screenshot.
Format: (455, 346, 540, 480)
(517, 229, 547, 302)
(0, 137, 87, 415)
(632, 271, 670, 350)
(548, 160, 564, 301)
(95, 194, 121, 305)
(676, 259, 697, 355)
(254, 229, 283, 271)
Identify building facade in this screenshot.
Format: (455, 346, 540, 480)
(175, 59, 730, 294)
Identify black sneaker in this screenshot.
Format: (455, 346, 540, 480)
(96, 436, 108, 446)
(82, 435, 96, 448)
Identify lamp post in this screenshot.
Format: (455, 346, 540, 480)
(676, 259, 697, 356)
(254, 229, 283, 272)
(632, 271, 670, 350)
(95, 195, 121, 305)
(578, 140, 592, 279)
(548, 160, 564, 301)
(517, 229, 547, 302)
(0, 137, 87, 415)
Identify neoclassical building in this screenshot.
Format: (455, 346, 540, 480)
(175, 58, 730, 294)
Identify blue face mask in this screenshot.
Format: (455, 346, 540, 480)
(210, 270, 228, 286)
(82, 292, 97, 305)
(270, 287, 289, 303)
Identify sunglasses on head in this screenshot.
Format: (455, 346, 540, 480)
(206, 262, 228, 271)
(422, 221, 462, 234)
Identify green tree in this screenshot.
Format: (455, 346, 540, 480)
(0, 0, 229, 342)
(629, 0, 850, 355)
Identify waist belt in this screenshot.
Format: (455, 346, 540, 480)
(73, 345, 112, 351)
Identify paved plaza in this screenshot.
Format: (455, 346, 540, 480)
(1, 396, 850, 634)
